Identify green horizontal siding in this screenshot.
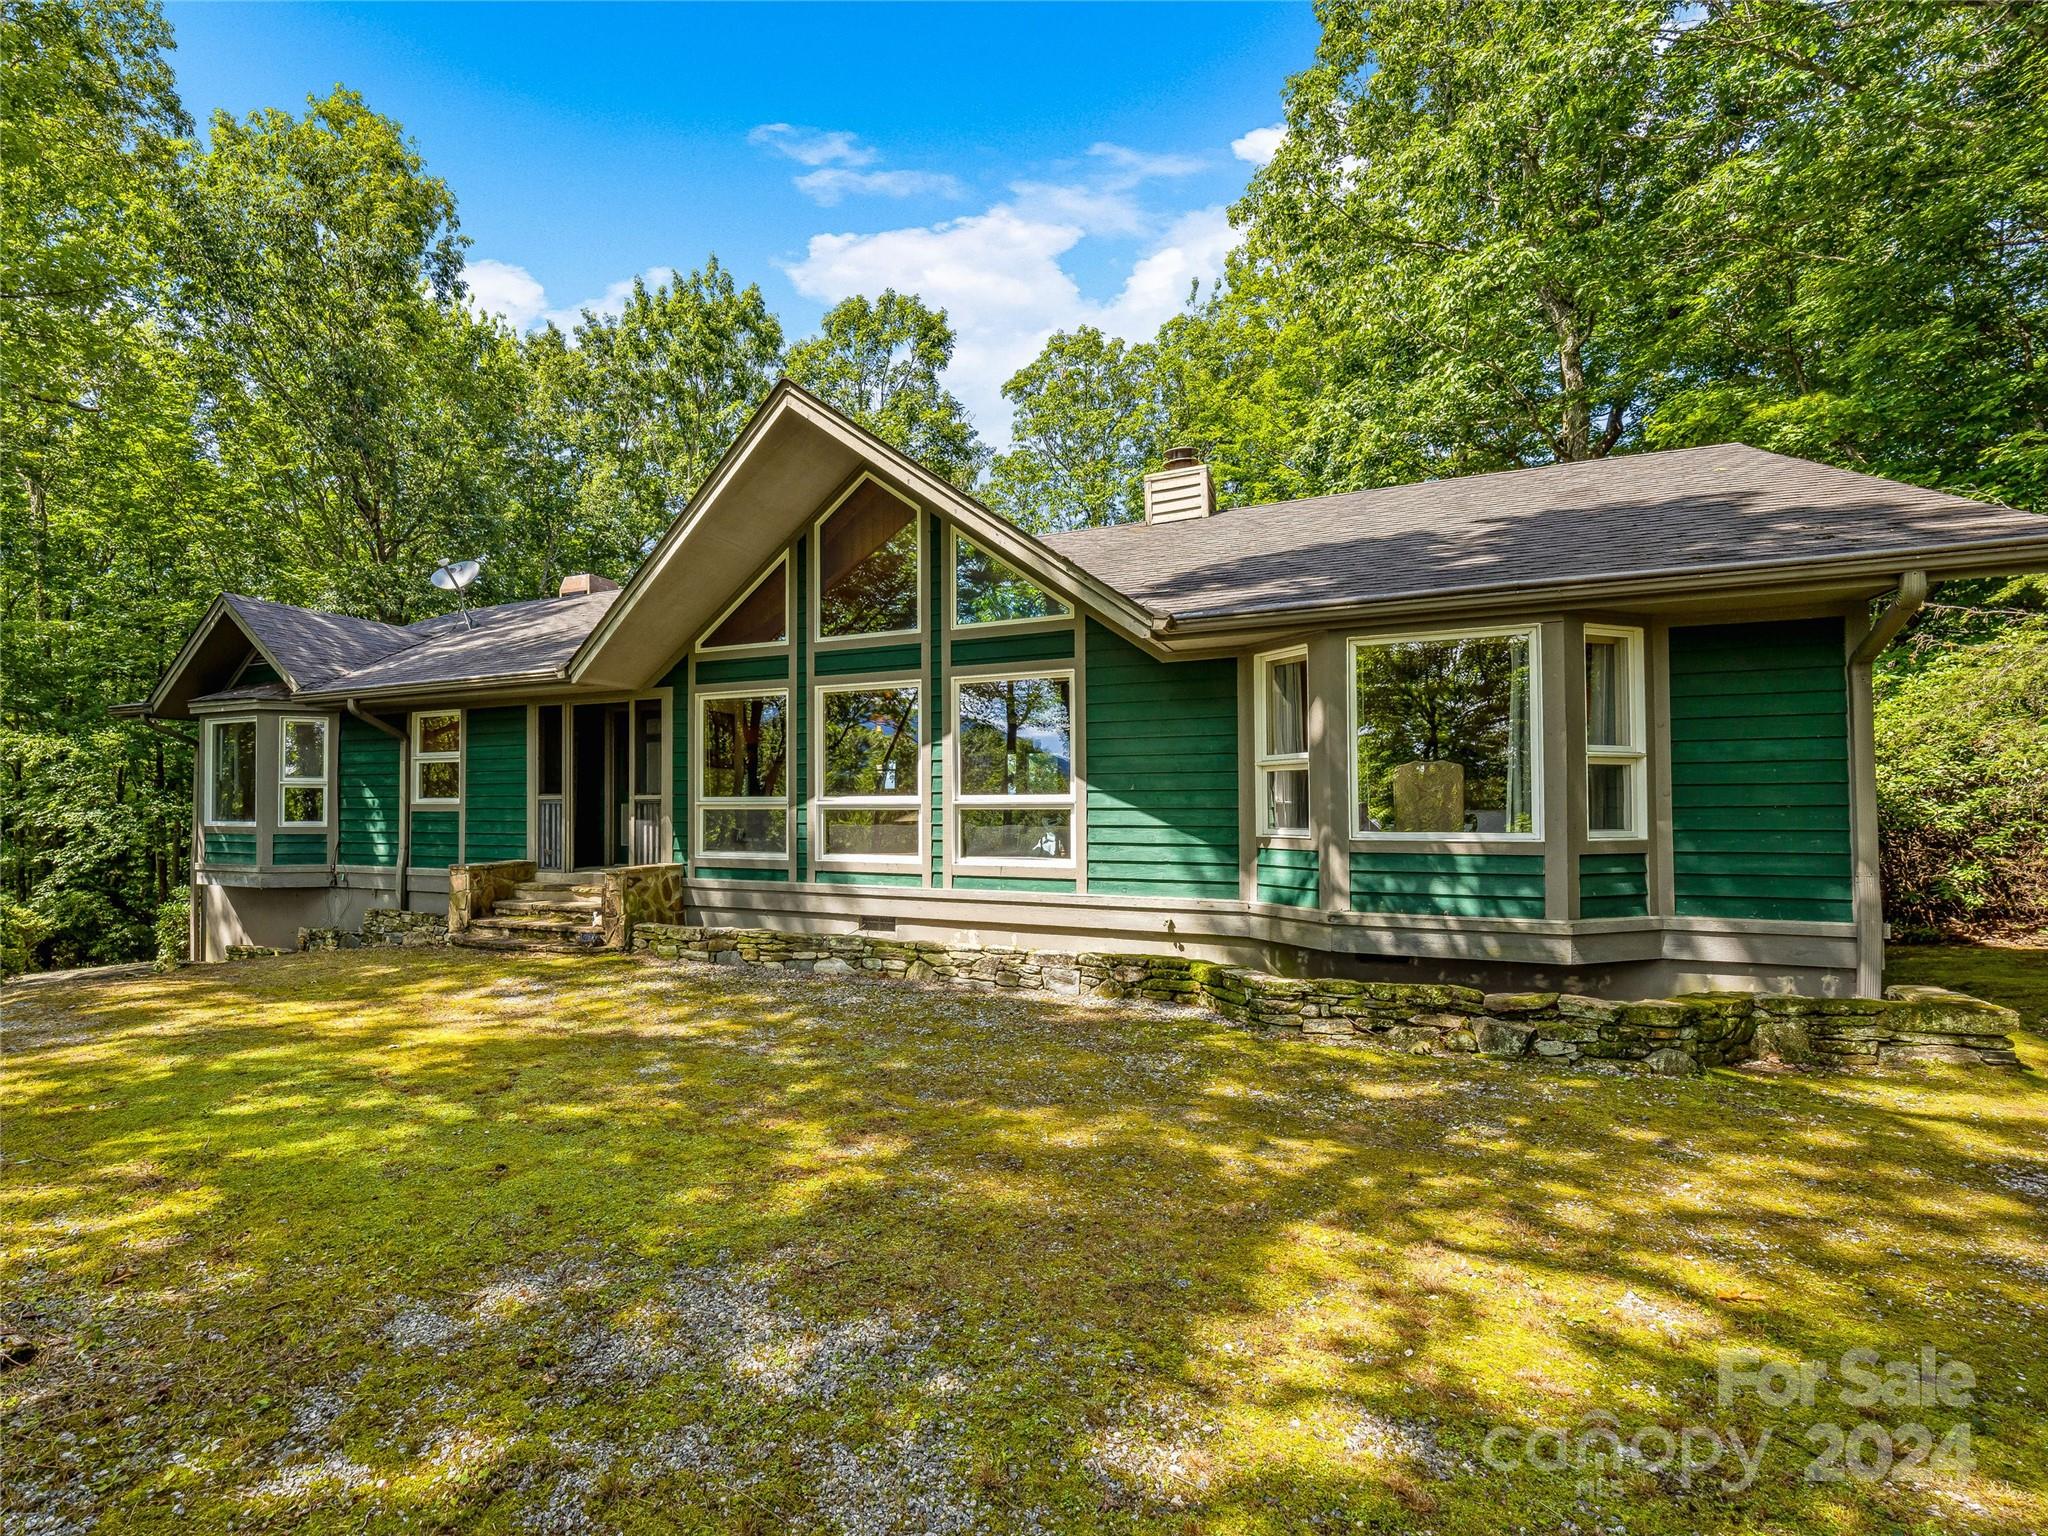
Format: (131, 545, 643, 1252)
(272, 832, 329, 866)
(814, 870, 923, 887)
(1351, 850, 1546, 919)
(1256, 845, 1318, 908)
(693, 865, 789, 882)
(950, 627, 1075, 668)
(696, 653, 789, 686)
(338, 713, 400, 867)
(665, 661, 689, 863)
(410, 809, 459, 869)
(1085, 621, 1239, 901)
(203, 830, 256, 864)
(814, 642, 922, 677)
(1669, 619, 1853, 924)
(953, 875, 1077, 893)
(1579, 851, 1648, 919)
(463, 706, 528, 862)
(239, 658, 281, 686)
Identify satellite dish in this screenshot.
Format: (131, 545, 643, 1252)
(430, 556, 485, 627)
(430, 558, 483, 593)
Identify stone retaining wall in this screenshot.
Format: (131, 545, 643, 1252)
(297, 908, 449, 951)
(629, 924, 2022, 1075)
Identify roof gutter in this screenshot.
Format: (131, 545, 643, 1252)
(1848, 570, 1929, 668)
(346, 699, 410, 912)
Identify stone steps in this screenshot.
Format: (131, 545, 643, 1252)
(493, 897, 601, 919)
(451, 927, 600, 954)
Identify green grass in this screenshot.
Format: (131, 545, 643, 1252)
(1887, 943, 2048, 1037)
(4, 946, 2046, 1534)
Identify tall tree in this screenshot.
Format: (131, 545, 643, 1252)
(567, 260, 783, 553)
(985, 327, 1161, 533)
(785, 290, 988, 489)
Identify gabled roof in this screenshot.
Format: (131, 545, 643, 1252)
(1045, 445, 2048, 632)
(315, 591, 618, 696)
(221, 594, 413, 687)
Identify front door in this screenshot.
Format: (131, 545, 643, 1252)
(567, 699, 664, 869)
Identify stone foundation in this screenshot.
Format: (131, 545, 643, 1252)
(629, 924, 2022, 1075)
(297, 908, 450, 951)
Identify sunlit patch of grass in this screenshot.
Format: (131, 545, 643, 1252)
(3, 945, 2045, 1534)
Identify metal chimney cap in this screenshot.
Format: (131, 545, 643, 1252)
(1162, 445, 1202, 468)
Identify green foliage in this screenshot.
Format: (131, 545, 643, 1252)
(985, 326, 1160, 533)
(785, 290, 988, 489)
(1874, 617, 2048, 938)
(152, 885, 189, 969)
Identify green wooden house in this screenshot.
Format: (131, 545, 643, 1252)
(126, 382, 2048, 995)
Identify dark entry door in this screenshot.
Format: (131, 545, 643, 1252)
(570, 703, 608, 869)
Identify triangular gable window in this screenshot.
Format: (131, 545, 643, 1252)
(955, 535, 1071, 627)
(816, 477, 920, 639)
(700, 558, 788, 651)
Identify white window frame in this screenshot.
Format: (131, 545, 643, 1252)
(1254, 646, 1311, 838)
(811, 472, 923, 647)
(205, 715, 258, 827)
(695, 554, 791, 656)
(813, 679, 922, 868)
(949, 530, 1072, 633)
(278, 715, 330, 829)
(411, 710, 463, 807)
(695, 686, 791, 863)
(1348, 623, 1545, 843)
(1584, 624, 1647, 841)
(951, 666, 1078, 871)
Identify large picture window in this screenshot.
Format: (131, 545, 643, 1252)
(279, 716, 329, 827)
(816, 684, 920, 861)
(1256, 648, 1310, 836)
(955, 535, 1069, 627)
(207, 717, 256, 825)
(1352, 628, 1539, 838)
(699, 690, 788, 857)
(412, 711, 462, 805)
(955, 673, 1074, 864)
(1586, 626, 1645, 837)
(700, 558, 788, 651)
(816, 477, 920, 639)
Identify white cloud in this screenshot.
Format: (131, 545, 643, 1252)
(794, 167, 965, 206)
(1232, 123, 1286, 167)
(1097, 205, 1236, 336)
(747, 123, 874, 167)
(1086, 142, 1208, 180)
(464, 258, 550, 330)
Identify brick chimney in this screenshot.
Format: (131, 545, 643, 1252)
(1143, 446, 1213, 523)
(558, 573, 620, 596)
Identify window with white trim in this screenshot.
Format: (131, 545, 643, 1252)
(698, 690, 788, 857)
(816, 477, 920, 639)
(412, 711, 462, 805)
(955, 673, 1074, 863)
(1351, 627, 1540, 838)
(207, 717, 256, 825)
(1256, 648, 1310, 836)
(816, 684, 920, 861)
(1585, 626, 1646, 837)
(954, 534, 1069, 627)
(279, 716, 329, 827)
(699, 557, 788, 651)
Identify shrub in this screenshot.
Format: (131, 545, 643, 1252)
(1874, 617, 2048, 939)
(154, 887, 192, 970)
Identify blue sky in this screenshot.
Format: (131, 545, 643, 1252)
(162, 2, 1319, 436)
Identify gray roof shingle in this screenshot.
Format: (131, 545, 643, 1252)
(222, 595, 413, 687)
(319, 591, 618, 694)
(1043, 444, 2048, 623)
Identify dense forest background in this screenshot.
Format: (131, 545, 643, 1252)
(3, 0, 2044, 973)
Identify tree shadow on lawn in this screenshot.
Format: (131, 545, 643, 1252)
(4, 948, 2046, 1535)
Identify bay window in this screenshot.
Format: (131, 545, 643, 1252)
(1352, 627, 1539, 838)
(955, 673, 1074, 864)
(1585, 626, 1646, 837)
(816, 476, 919, 639)
(412, 711, 462, 805)
(816, 684, 920, 861)
(698, 690, 788, 857)
(207, 717, 256, 825)
(279, 716, 329, 826)
(1256, 648, 1310, 836)
(955, 535, 1070, 627)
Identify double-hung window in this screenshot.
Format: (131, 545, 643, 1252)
(1256, 648, 1310, 836)
(698, 690, 788, 857)
(1351, 626, 1541, 838)
(413, 711, 462, 805)
(207, 718, 257, 825)
(954, 673, 1074, 865)
(279, 717, 329, 827)
(816, 684, 920, 861)
(1585, 627, 1646, 838)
